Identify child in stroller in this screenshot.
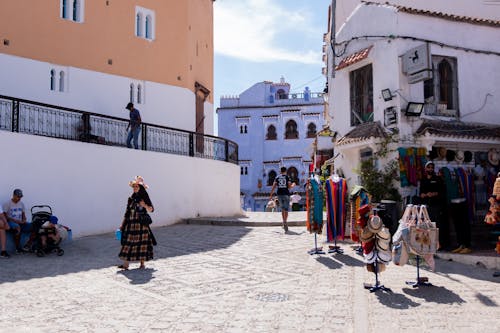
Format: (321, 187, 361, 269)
(31, 205, 64, 257)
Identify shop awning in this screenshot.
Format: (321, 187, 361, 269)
(336, 46, 373, 70)
(336, 121, 389, 146)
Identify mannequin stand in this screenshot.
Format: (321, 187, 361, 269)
(364, 259, 391, 292)
(405, 255, 432, 287)
(328, 237, 344, 254)
(308, 233, 325, 255)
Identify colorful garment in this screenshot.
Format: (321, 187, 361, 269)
(325, 177, 347, 242)
(306, 177, 323, 234)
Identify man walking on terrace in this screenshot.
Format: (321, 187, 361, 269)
(125, 102, 142, 149)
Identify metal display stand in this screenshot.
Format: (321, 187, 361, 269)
(364, 257, 391, 292)
(308, 233, 325, 255)
(405, 255, 432, 287)
(328, 234, 344, 254)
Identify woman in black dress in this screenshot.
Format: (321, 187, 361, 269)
(118, 176, 154, 270)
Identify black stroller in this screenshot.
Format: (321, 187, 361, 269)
(31, 205, 64, 257)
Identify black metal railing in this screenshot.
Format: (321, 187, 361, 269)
(0, 95, 238, 164)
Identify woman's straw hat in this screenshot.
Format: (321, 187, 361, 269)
(129, 176, 149, 189)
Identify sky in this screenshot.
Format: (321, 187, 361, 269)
(213, 0, 332, 134)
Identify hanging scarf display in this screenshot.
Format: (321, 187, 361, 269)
(306, 177, 324, 233)
(398, 147, 428, 187)
(325, 177, 347, 242)
(456, 167, 475, 223)
(349, 186, 370, 242)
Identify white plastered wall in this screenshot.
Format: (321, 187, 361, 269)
(0, 53, 214, 135)
(0, 131, 240, 238)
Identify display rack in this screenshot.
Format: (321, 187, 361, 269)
(308, 233, 325, 255)
(363, 258, 391, 292)
(405, 255, 432, 287)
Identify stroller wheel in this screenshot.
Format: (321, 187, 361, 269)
(56, 248, 64, 256)
(36, 249, 45, 257)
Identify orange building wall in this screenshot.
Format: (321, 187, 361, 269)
(0, 0, 214, 102)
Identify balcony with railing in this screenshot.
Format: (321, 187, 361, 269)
(0, 95, 238, 164)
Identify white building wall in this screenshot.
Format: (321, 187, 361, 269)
(0, 131, 240, 238)
(0, 53, 214, 134)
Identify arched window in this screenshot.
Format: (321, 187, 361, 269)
(129, 84, 135, 103)
(59, 71, 65, 92)
(136, 13, 143, 37)
(266, 125, 277, 140)
(285, 120, 298, 139)
(137, 84, 142, 104)
(307, 123, 316, 138)
(61, 0, 68, 18)
(145, 15, 152, 39)
(241, 167, 244, 175)
(276, 89, 286, 99)
(244, 125, 248, 134)
(287, 167, 299, 184)
(72, 0, 79, 21)
(240, 125, 244, 134)
(245, 167, 248, 175)
(438, 59, 454, 109)
(50, 70, 56, 91)
(267, 170, 277, 186)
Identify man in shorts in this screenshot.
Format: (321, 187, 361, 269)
(269, 167, 296, 232)
(3, 189, 32, 253)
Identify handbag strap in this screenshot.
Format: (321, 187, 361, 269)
(401, 204, 413, 226)
(418, 205, 433, 228)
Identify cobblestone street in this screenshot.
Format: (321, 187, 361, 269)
(0, 224, 499, 332)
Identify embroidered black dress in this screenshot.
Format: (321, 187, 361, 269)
(118, 197, 154, 262)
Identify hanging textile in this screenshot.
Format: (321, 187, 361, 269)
(398, 147, 428, 187)
(306, 177, 324, 233)
(349, 185, 370, 242)
(456, 167, 475, 223)
(325, 177, 347, 242)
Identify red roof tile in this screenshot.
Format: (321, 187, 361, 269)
(336, 46, 373, 70)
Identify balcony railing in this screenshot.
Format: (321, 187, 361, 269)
(0, 95, 238, 164)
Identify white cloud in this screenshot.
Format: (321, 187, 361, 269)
(214, 0, 323, 64)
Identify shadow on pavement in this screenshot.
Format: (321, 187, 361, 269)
(402, 285, 465, 304)
(434, 257, 500, 283)
(0, 224, 251, 284)
(315, 256, 343, 270)
(332, 253, 365, 267)
(374, 291, 421, 309)
(118, 267, 156, 285)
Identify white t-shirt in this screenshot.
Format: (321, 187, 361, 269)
(2, 200, 25, 221)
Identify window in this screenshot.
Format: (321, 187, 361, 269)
(60, 0, 84, 22)
(129, 84, 135, 103)
(137, 84, 142, 104)
(50, 68, 67, 92)
(135, 7, 155, 40)
(239, 125, 247, 134)
(59, 71, 65, 92)
(423, 56, 458, 115)
(136, 14, 143, 37)
(276, 89, 287, 100)
(349, 64, 373, 126)
(50, 70, 56, 91)
(287, 167, 299, 184)
(266, 125, 277, 140)
(240, 167, 248, 175)
(307, 123, 317, 138)
(267, 170, 277, 186)
(285, 120, 298, 139)
(145, 15, 152, 39)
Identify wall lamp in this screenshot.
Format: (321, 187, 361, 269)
(405, 102, 425, 117)
(381, 88, 395, 102)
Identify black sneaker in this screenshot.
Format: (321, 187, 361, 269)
(1, 251, 10, 258)
(283, 223, 289, 232)
(16, 247, 27, 254)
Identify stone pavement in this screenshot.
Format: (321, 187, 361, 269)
(0, 222, 499, 332)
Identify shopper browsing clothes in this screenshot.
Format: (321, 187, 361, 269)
(420, 161, 449, 250)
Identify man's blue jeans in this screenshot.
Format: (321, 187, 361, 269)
(126, 126, 141, 149)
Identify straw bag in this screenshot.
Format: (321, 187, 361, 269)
(408, 205, 439, 255)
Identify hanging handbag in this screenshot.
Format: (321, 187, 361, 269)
(139, 212, 153, 226)
(408, 205, 439, 255)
